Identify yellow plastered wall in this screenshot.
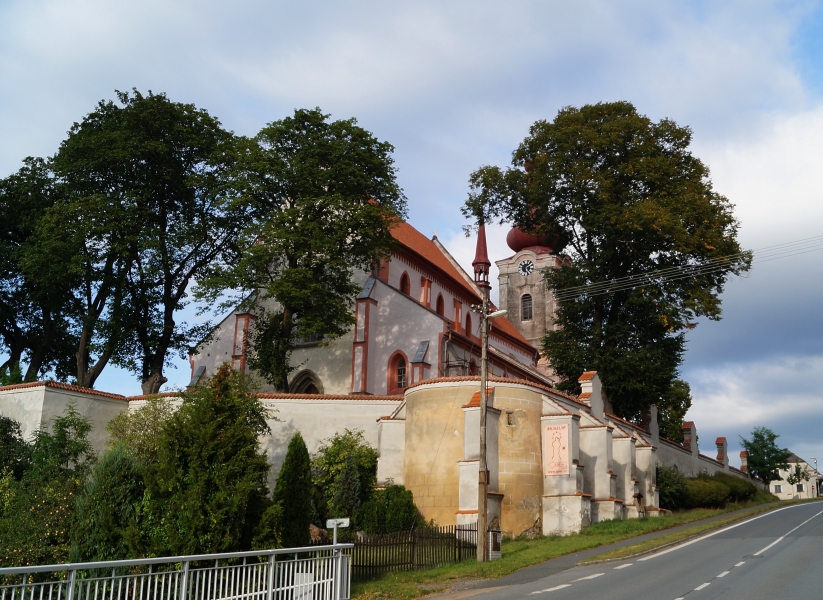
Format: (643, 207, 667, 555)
(403, 384, 471, 526)
(494, 385, 544, 537)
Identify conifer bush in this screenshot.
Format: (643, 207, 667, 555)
(143, 365, 272, 555)
(271, 432, 313, 549)
(701, 472, 756, 503)
(359, 484, 422, 534)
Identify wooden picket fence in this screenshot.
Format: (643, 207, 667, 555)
(329, 524, 478, 581)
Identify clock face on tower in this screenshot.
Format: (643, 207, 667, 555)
(518, 260, 535, 276)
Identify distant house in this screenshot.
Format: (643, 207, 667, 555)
(769, 453, 821, 499)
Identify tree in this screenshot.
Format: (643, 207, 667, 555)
(197, 108, 406, 391)
(107, 395, 174, 464)
(785, 464, 811, 489)
(47, 90, 249, 393)
(311, 429, 378, 522)
(144, 364, 271, 555)
(0, 159, 76, 381)
(740, 426, 791, 485)
(271, 432, 314, 549)
(331, 454, 361, 521)
(463, 101, 749, 422)
(0, 415, 31, 480)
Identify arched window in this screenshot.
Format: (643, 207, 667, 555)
(521, 294, 533, 321)
(289, 370, 324, 394)
(399, 272, 410, 295)
(469, 359, 478, 376)
(436, 294, 445, 316)
(465, 312, 473, 336)
(388, 352, 408, 393)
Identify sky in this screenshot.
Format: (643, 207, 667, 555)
(2, 0, 823, 468)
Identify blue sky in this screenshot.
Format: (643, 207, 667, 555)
(1, 0, 822, 466)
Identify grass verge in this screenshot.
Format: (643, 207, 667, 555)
(351, 495, 782, 600)
(583, 495, 822, 563)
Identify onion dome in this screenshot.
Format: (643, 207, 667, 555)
(506, 226, 552, 253)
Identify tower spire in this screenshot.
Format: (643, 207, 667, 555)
(473, 222, 491, 291)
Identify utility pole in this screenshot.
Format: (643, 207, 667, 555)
(472, 221, 491, 563)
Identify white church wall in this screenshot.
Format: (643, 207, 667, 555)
(259, 396, 402, 485)
(289, 329, 355, 395)
(368, 280, 445, 395)
(0, 384, 128, 455)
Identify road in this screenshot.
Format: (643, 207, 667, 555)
(469, 502, 823, 600)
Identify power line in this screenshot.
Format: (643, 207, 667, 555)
(553, 234, 823, 301)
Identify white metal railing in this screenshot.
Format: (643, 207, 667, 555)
(0, 545, 352, 600)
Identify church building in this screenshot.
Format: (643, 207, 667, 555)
(0, 217, 756, 538)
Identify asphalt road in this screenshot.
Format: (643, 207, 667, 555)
(473, 502, 823, 600)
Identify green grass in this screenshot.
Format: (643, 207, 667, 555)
(351, 496, 783, 600)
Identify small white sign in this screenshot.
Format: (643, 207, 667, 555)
(326, 518, 350, 528)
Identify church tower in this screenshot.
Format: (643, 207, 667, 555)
(495, 226, 563, 376)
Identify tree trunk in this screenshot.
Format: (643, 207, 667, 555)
(141, 370, 168, 395)
(24, 307, 56, 381)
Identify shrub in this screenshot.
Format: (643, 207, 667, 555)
(685, 478, 730, 508)
(71, 444, 146, 562)
(656, 464, 688, 510)
(359, 484, 422, 534)
(704, 472, 756, 503)
(271, 432, 313, 549)
(0, 415, 31, 480)
(312, 429, 378, 523)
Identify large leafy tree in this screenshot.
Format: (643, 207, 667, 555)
(464, 101, 749, 422)
(198, 108, 406, 391)
(740, 426, 791, 486)
(0, 159, 76, 381)
(44, 90, 249, 393)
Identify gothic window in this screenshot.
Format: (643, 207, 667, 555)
(436, 294, 445, 316)
(397, 358, 406, 388)
(521, 294, 533, 321)
(469, 358, 478, 376)
(465, 312, 472, 336)
(290, 370, 323, 394)
(388, 352, 408, 393)
(399, 272, 410, 295)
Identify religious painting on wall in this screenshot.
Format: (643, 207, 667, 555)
(544, 424, 569, 476)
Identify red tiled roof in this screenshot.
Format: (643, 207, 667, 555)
(0, 380, 129, 401)
(258, 393, 403, 401)
(578, 371, 597, 381)
(578, 392, 591, 399)
(463, 387, 495, 408)
(391, 221, 533, 349)
(391, 221, 480, 302)
(715, 437, 726, 445)
(682, 421, 695, 430)
(405, 375, 589, 408)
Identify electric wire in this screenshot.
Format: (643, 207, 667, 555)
(553, 234, 823, 301)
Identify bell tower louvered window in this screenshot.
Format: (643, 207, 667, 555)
(521, 294, 533, 321)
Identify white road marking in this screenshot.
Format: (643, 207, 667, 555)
(638, 504, 816, 562)
(695, 582, 711, 590)
(573, 573, 604, 581)
(530, 584, 571, 594)
(735, 561, 745, 567)
(614, 563, 632, 569)
(717, 570, 730, 578)
(753, 509, 823, 555)
(753, 537, 784, 555)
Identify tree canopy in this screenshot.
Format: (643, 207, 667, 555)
(197, 108, 406, 391)
(463, 101, 749, 422)
(740, 426, 791, 486)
